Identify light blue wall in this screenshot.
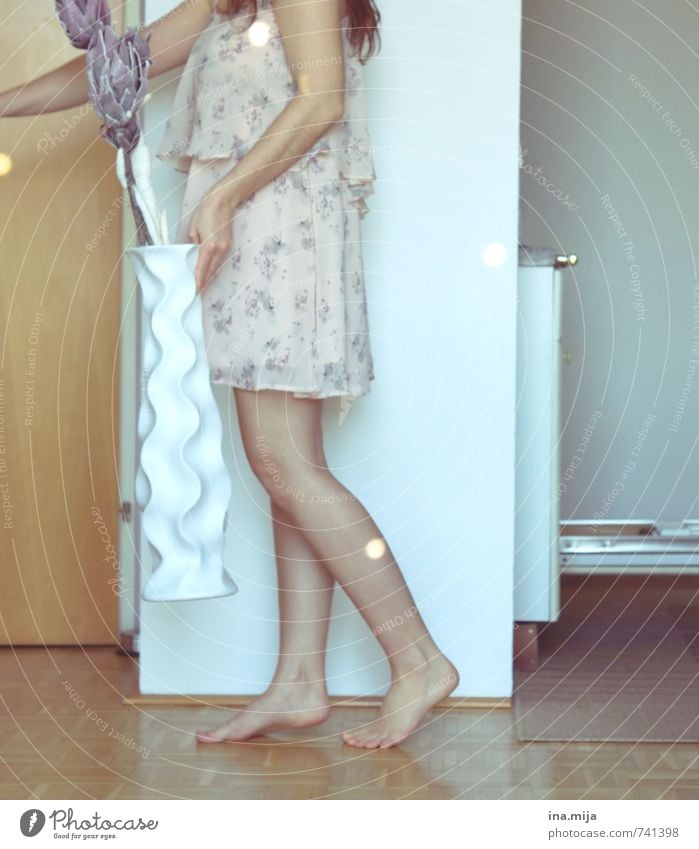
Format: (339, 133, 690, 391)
(137, 0, 521, 698)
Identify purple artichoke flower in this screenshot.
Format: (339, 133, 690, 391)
(86, 25, 152, 152)
(55, 0, 111, 50)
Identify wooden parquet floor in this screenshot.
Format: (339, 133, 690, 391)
(1, 646, 698, 800)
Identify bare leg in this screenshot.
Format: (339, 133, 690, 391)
(196, 404, 335, 742)
(229, 389, 459, 749)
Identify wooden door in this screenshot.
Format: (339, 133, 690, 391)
(0, 0, 123, 643)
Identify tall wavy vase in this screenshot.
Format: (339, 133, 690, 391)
(125, 244, 238, 602)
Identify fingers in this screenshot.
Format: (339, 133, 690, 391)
(187, 206, 233, 293)
(187, 225, 222, 294)
(197, 242, 218, 293)
(194, 238, 231, 294)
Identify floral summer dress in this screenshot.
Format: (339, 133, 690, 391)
(156, 0, 377, 399)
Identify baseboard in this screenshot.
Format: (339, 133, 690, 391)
(122, 692, 512, 710)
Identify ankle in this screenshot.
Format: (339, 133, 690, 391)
(271, 667, 327, 691)
(387, 639, 452, 680)
(387, 646, 432, 680)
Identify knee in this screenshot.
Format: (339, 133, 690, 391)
(250, 452, 287, 502)
(246, 448, 309, 511)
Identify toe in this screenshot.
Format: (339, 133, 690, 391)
(378, 730, 399, 747)
(355, 731, 379, 748)
(196, 723, 235, 742)
(343, 727, 364, 742)
(344, 731, 370, 748)
(195, 733, 220, 743)
(196, 728, 214, 738)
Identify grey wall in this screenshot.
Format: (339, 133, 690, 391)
(520, 0, 699, 523)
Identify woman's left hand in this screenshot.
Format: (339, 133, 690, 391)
(187, 191, 234, 294)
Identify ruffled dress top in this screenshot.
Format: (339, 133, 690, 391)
(156, 0, 376, 218)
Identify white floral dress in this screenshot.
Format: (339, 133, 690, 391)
(156, 0, 376, 399)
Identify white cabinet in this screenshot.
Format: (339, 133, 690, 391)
(514, 246, 574, 623)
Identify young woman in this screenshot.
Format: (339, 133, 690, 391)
(0, 0, 458, 749)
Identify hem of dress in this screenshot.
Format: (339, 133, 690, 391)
(208, 373, 375, 399)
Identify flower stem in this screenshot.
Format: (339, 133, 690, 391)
(124, 146, 152, 246)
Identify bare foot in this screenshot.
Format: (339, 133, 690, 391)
(341, 654, 459, 749)
(195, 682, 330, 743)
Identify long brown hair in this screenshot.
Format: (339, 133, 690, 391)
(219, 0, 381, 64)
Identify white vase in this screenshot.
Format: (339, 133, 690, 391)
(125, 243, 238, 602)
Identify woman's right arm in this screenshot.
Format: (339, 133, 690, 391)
(0, 0, 214, 118)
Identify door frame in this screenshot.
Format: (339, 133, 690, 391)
(117, 0, 144, 649)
